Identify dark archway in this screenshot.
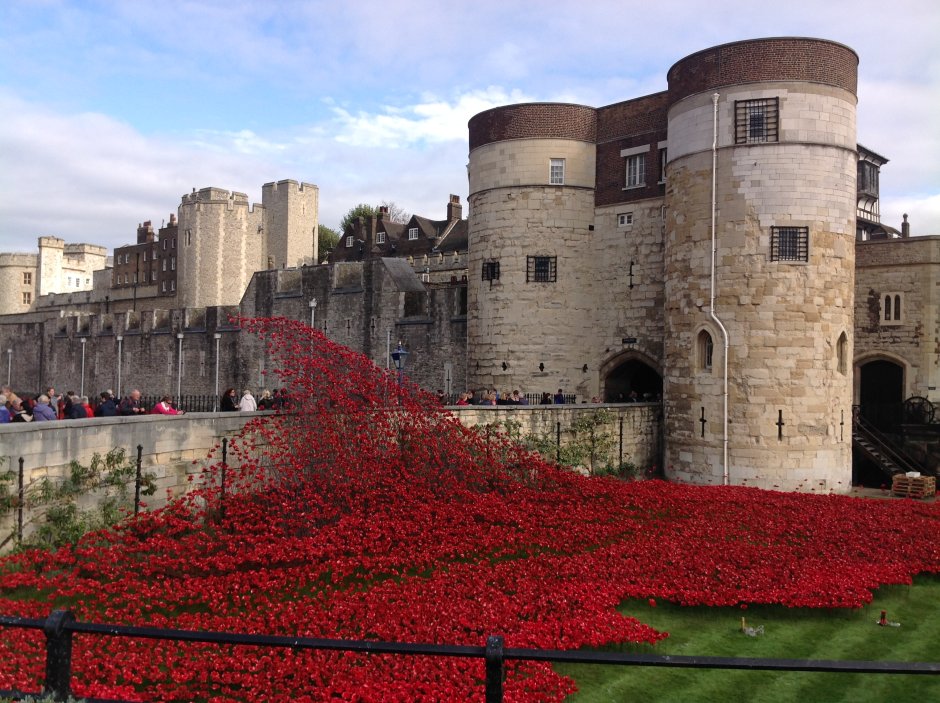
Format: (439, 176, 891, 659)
(859, 359, 904, 432)
(604, 359, 663, 402)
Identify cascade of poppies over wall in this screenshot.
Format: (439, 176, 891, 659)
(1, 317, 939, 701)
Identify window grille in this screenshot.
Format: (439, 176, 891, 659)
(735, 98, 779, 144)
(482, 261, 500, 281)
(770, 226, 808, 262)
(526, 256, 557, 283)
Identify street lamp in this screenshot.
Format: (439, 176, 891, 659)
(213, 333, 222, 411)
(79, 338, 87, 397)
(176, 333, 184, 404)
(390, 341, 408, 386)
(5, 348, 11, 386)
(309, 298, 317, 328)
(116, 335, 123, 398)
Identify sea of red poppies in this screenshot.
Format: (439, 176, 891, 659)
(1, 317, 938, 701)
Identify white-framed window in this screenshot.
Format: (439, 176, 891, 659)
(377, 231, 386, 244)
(22, 292, 31, 305)
(626, 154, 646, 188)
(618, 212, 634, 227)
(881, 292, 904, 325)
(408, 227, 419, 241)
(549, 158, 565, 185)
(346, 236, 353, 247)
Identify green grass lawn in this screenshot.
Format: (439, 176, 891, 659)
(559, 574, 940, 702)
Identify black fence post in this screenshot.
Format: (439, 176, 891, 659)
(17, 457, 24, 543)
(133, 444, 143, 517)
(555, 421, 561, 465)
(220, 437, 228, 522)
(484, 635, 504, 703)
(43, 609, 75, 701)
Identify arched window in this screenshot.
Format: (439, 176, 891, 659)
(697, 330, 714, 372)
(894, 295, 901, 321)
(837, 332, 848, 375)
(884, 295, 892, 321)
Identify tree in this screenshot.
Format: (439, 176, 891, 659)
(338, 201, 411, 234)
(317, 225, 340, 257)
(339, 204, 376, 234)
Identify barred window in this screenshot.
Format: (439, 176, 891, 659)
(735, 98, 779, 144)
(770, 226, 808, 262)
(482, 261, 500, 281)
(526, 255, 557, 283)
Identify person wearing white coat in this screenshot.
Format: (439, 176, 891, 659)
(238, 389, 257, 412)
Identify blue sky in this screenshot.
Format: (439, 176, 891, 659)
(1, 0, 938, 252)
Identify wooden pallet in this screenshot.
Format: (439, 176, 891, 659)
(891, 475, 936, 499)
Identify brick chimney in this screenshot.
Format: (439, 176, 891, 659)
(447, 194, 462, 221)
(901, 213, 910, 238)
(137, 220, 155, 244)
(377, 205, 389, 220)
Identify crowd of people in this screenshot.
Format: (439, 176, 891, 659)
(0, 385, 289, 423)
(449, 388, 572, 406)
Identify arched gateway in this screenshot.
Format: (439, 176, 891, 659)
(601, 351, 663, 402)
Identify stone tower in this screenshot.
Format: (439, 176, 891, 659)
(466, 104, 598, 397)
(262, 179, 318, 269)
(662, 38, 858, 489)
(176, 188, 264, 309)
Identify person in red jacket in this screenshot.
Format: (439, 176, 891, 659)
(151, 395, 183, 415)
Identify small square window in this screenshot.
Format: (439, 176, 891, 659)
(770, 226, 808, 262)
(482, 261, 500, 281)
(408, 227, 419, 241)
(626, 154, 645, 188)
(377, 231, 386, 244)
(526, 255, 557, 283)
(550, 158, 565, 185)
(735, 98, 779, 144)
(618, 212, 634, 227)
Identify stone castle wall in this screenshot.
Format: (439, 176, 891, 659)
(855, 236, 940, 401)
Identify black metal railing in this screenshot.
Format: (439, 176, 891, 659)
(138, 394, 219, 413)
(853, 415, 924, 477)
(0, 610, 937, 703)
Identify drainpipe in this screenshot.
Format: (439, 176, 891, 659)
(709, 93, 731, 486)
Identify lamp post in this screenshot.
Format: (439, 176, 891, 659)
(213, 333, 222, 411)
(176, 333, 184, 404)
(309, 298, 317, 328)
(391, 341, 408, 387)
(79, 338, 87, 397)
(6, 348, 11, 386)
(115, 335, 123, 398)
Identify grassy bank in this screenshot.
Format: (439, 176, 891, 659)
(560, 575, 940, 702)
